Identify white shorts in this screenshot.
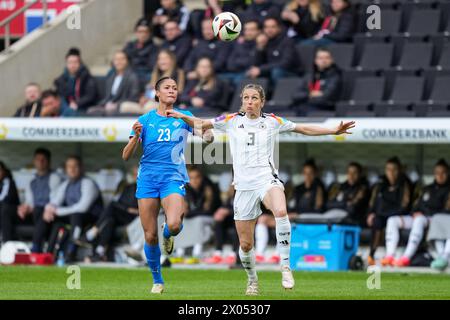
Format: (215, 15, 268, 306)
(233, 178, 284, 221)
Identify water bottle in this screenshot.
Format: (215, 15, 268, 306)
(56, 251, 65, 267)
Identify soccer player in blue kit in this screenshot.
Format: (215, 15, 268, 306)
(122, 77, 213, 294)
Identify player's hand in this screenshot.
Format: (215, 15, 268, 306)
(132, 121, 143, 137)
(166, 109, 185, 119)
(256, 34, 268, 49)
(366, 213, 375, 227)
(43, 210, 55, 223)
(334, 121, 355, 135)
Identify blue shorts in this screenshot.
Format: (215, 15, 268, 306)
(136, 180, 186, 199)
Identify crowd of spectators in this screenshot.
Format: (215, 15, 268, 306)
(13, 0, 358, 118)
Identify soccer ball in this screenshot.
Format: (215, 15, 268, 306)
(212, 12, 242, 42)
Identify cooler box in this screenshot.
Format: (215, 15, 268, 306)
(290, 224, 361, 271)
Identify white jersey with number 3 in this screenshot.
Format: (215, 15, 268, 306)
(211, 112, 296, 191)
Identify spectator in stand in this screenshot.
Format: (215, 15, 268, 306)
(84, 166, 139, 262)
(383, 159, 450, 268)
(152, 0, 190, 39)
(293, 47, 341, 116)
(14, 148, 62, 253)
(179, 57, 227, 114)
(254, 159, 326, 264)
(14, 83, 42, 117)
(123, 18, 159, 89)
(247, 17, 299, 83)
(222, 19, 261, 86)
(175, 167, 221, 263)
(40, 90, 73, 117)
(325, 162, 369, 225)
(304, 0, 355, 46)
(204, 183, 239, 265)
(366, 157, 412, 266)
(88, 51, 141, 116)
(128, 49, 185, 114)
(281, 0, 324, 41)
(242, 0, 282, 24)
(54, 48, 98, 114)
(0, 161, 20, 244)
(161, 20, 192, 68)
(183, 18, 232, 77)
(43, 156, 103, 262)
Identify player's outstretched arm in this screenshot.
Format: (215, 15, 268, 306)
(293, 120, 355, 136)
(166, 109, 214, 130)
(122, 121, 142, 161)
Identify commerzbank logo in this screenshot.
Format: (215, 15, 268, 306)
(0, 124, 8, 140)
(102, 125, 118, 142)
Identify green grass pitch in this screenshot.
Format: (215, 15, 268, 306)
(1, 266, 450, 300)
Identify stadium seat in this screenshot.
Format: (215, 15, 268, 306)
(428, 75, 450, 104)
(296, 44, 315, 74)
(435, 42, 450, 70)
(356, 43, 394, 71)
(387, 75, 425, 103)
(266, 77, 303, 110)
(402, 9, 441, 37)
(327, 43, 354, 69)
(358, 9, 402, 37)
(394, 42, 434, 70)
(342, 76, 386, 104)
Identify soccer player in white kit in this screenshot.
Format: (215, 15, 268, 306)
(167, 84, 355, 295)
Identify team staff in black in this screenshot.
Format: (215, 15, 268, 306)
(366, 157, 412, 266)
(161, 20, 192, 68)
(0, 162, 20, 243)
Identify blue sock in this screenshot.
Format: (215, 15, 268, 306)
(163, 223, 183, 239)
(144, 243, 164, 284)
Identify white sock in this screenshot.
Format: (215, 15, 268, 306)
(255, 223, 269, 256)
(239, 247, 258, 282)
(385, 216, 401, 257)
(444, 239, 450, 260)
(193, 243, 203, 258)
(176, 247, 185, 257)
(435, 240, 445, 256)
(275, 215, 291, 268)
(403, 216, 428, 259)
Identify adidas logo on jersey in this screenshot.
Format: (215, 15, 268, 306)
(238, 124, 244, 128)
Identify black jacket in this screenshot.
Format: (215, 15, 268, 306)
(123, 38, 159, 74)
(286, 6, 323, 39)
(242, 1, 281, 23)
(14, 101, 42, 117)
(413, 181, 450, 216)
(54, 65, 98, 111)
(0, 177, 20, 206)
(161, 34, 192, 68)
(100, 68, 141, 105)
(369, 174, 412, 217)
(294, 64, 342, 107)
(290, 178, 326, 213)
(183, 39, 232, 72)
(327, 180, 369, 224)
(113, 183, 138, 212)
(255, 33, 299, 75)
(179, 78, 227, 110)
(226, 39, 257, 72)
(322, 7, 355, 42)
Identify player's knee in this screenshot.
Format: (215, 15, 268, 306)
(272, 207, 287, 218)
(240, 241, 253, 252)
(144, 231, 158, 245)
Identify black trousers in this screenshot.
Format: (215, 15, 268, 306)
(214, 209, 239, 252)
(97, 202, 136, 248)
(0, 202, 36, 243)
(47, 212, 96, 257)
(369, 215, 390, 257)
